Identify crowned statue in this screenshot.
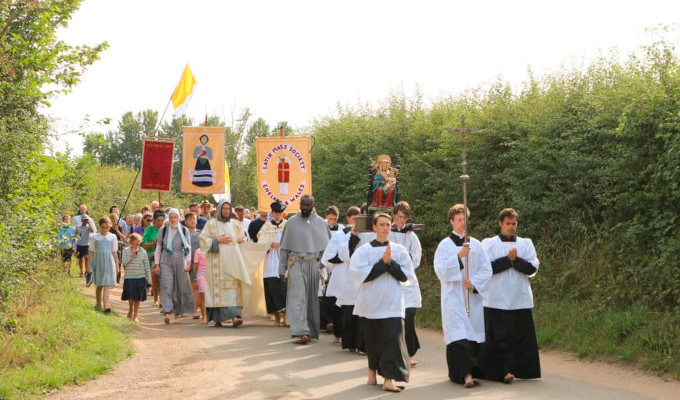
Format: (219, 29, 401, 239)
(367, 155, 400, 210)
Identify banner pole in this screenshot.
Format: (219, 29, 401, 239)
(120, 98, 173, 216)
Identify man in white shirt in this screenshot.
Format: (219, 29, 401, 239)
(319, 205, 344, 337)
(389, 201, 422, 367)
(258, 201, 288, 326)
(234, 206, 252, 241)
(349, 213, 415, 393)
(433, 204, 491, 387)
(480, 208, 541, 383)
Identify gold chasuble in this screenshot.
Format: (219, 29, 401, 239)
(199, 218, 269, 318)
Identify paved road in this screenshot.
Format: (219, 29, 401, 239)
(49, 284, 678, 400)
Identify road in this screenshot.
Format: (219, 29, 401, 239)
(49, 284, 679, 400)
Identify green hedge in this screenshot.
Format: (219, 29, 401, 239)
(310, 41, 680, 313)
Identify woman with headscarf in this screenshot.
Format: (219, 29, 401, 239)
(199, 200, 249, 327)
(153, 208, 195, 324)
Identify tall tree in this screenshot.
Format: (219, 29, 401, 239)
(99, 110, 158, 168)
(0, 0, 107, 299)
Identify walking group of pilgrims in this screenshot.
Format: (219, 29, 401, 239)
(57, 195, 541, 393)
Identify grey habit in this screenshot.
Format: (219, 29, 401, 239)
(279, 210, 331, 339)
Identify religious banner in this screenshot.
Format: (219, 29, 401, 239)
(140, 139, 175, 192)
(256, 137, 312, 213)
(180, 126, 226, 194)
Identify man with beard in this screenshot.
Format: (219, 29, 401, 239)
(278, 195, 332, 344)
(199, 200, 249, 327)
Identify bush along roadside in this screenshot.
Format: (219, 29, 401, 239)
(0, 262, 135, 400)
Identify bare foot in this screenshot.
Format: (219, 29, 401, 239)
(332, 337, 340, 344)
(164, 314, 170, 324)
(503, 373, 515, 384)
(299, 335, 310, 344)
(367, 369, 377, 385)
(201, 317, 207, 324)
(464, 374, 475, 388)
(383, 379, 402, 392)
(325, 322, 333, 333)
(409, 357, 418, 367)
(232, 318, 243, 328)
(133, 318, 140, 323)
(173, 315, 181, 324)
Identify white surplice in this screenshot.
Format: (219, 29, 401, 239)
(349, 241, 416, 319)
(388, 230, 422, 308)
(481, 235, 539, 310)
(434, 234, 492, 344)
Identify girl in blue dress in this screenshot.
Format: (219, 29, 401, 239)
(88, 217, 119, 313)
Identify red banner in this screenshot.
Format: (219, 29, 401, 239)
(140, 139, 174, 192)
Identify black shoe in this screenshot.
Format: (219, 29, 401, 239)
(104, 308, 111, 314)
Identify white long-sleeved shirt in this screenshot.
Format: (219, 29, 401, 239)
(481, 235, 539, 310)
(389, 230, 422, 308)
(349, 241, 416, 319)
(434, 233, 491, 344)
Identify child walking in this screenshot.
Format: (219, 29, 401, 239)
(88, 217, 119, 313)
(193, 247, 207, 324)
(121, 233, 151, 322)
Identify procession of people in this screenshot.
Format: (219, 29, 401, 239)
(58, 195, 541, 393)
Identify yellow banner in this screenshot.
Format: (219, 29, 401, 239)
(256, 137, 312, 213)
(181, 127, 225, 194)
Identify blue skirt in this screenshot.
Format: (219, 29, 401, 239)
(121, 278, 148, 301)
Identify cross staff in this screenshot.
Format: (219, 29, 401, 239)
(448, 115, 477, 316)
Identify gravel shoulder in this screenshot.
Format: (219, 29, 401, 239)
(48, 284, 680, 400)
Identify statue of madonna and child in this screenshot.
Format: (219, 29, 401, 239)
(367, 155, 400, 211)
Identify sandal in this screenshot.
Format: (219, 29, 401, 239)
(164, 315, 170, 324)
(192, 312, 200, 320)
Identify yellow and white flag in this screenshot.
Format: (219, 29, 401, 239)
(171, 64, 196, 117)
(213, 160, 232, 203)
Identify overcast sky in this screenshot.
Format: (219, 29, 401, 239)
(47, 0, 680, 154)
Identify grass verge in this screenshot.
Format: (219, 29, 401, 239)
(416, 260, 680, 380)
(534, 299, 680, 380)
(0, 262, 135, 399)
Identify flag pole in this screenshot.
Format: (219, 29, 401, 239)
(120, 96, 173, 216)
(121, 64, 194, 216)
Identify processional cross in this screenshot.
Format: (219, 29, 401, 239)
(448, 115, 477, 316)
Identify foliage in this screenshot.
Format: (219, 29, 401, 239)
(533, 300, 680, 379)
(310, 41, 680, 313)
(0, 0, 107, 301)
(0, 264, 134, 399)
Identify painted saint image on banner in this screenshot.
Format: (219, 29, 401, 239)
(277, 156, 291, 195)
(191, 134, 216, 187)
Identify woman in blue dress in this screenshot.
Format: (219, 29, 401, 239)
(88, 217, 119, 313)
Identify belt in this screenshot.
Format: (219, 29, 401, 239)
(288, 256, 319, 267)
